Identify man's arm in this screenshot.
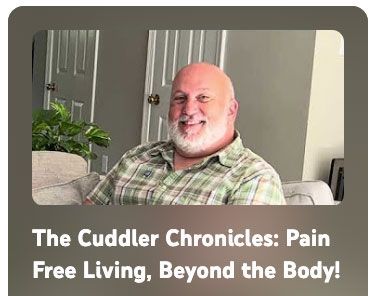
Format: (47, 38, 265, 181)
(82, 166, 119, 205)
(82, 198, 95, 205)
(228, 173, 286, 205)
(82, 176, 114, 205)
(82, 141, 168, 205)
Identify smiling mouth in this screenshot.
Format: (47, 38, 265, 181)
(179, 120, 206, 126)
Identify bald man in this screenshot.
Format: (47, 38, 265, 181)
(84, 63, 285, 205)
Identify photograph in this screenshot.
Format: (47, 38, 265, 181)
(32, 29, 344, 205)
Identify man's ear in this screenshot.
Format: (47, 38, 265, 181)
(228, 98, 239, 119)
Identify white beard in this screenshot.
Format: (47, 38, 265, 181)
(168, 113, 228, 156)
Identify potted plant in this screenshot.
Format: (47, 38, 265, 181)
(32, 102, 111, 160)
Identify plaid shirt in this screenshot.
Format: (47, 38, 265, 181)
(86, 134, 285, 205)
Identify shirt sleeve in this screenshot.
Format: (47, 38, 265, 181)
(228, 172, 286, 205)
(83, 154, 129, 205)
(83, 141, 167, 205)
(84, 168, 117, 205)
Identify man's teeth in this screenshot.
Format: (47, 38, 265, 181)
(181, 121, 205, 125)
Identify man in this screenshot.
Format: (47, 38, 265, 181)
(84, 63, 285, 205)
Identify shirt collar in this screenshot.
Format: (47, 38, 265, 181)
(192, 131, 244, 168)
(149, 141, 175, 168)
(215, 131, 244, 168)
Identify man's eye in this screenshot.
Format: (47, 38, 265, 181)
(174, 97, 185, 103)
(198, 95, 210, 102)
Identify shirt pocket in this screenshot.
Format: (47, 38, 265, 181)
(112, 164, 164, 205)
(114, 183, 155, 205)
(171, 190, 227, 205)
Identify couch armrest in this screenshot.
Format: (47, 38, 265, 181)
(32, 172, 100, 205)
(282, 181, 335, 205)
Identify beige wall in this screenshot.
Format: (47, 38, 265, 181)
(226, 30, 316, 181)
(303, 30, 344, 181)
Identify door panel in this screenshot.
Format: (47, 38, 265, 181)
(45, 30, 98, 123)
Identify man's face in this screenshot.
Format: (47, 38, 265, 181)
(168, 64, 236, 156)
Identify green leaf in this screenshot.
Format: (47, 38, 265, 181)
(32, 100, 110, 160)
(32, 122, 51, 134)
(80, 143, 97, 160)
(59, 122, 83, 137)
(85, 126, 111, 147)
(32, 134, 49, 150)
(32, 109, 58, 126)
(50, 102, 71, 122)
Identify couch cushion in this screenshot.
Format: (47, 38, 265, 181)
(32, 172, 100, 205)
(282, 181, 335, 205)
(284, 194, 316, 205)
(32, 151, 88, 189)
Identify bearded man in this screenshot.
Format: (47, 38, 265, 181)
(84, 63, 285, 205)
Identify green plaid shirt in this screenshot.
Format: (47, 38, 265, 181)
(86, 134, 285, 205)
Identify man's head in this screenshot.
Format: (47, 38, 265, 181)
(168, 63, 238, 157)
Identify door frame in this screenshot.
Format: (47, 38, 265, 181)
(43, 30, 54, 109)
(140, 30, 228, 144)
(141, 30, 157, 144)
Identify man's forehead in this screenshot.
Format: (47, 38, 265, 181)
(172, 63, 232, 96)
(175, 65, 222, 80)
(173, 71, 225, 89)
(172, 87, 212, 94)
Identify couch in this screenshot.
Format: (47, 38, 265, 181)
(32, 151, 335, 205)
(32, 151, 100, 205)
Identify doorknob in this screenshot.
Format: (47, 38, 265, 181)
(46, 82, 57, 91)
(148, 94, 160, 105)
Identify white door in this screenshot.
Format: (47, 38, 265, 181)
(141, 30, 227, 143)
(44, 30, 99, 123)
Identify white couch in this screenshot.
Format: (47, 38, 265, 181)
(282, 180, 335, 205)
(32, 151, 335, 205)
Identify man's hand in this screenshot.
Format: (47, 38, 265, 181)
(82, 198, 94, 205)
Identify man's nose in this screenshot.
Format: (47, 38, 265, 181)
(182, 98, 198, 115)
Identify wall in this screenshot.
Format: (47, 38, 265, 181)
(302, 30, 344, 181)
(91, 30, 148, 173)
(225, 30, 316, 181)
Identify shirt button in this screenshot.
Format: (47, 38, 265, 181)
(143, 170, 152, 177)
